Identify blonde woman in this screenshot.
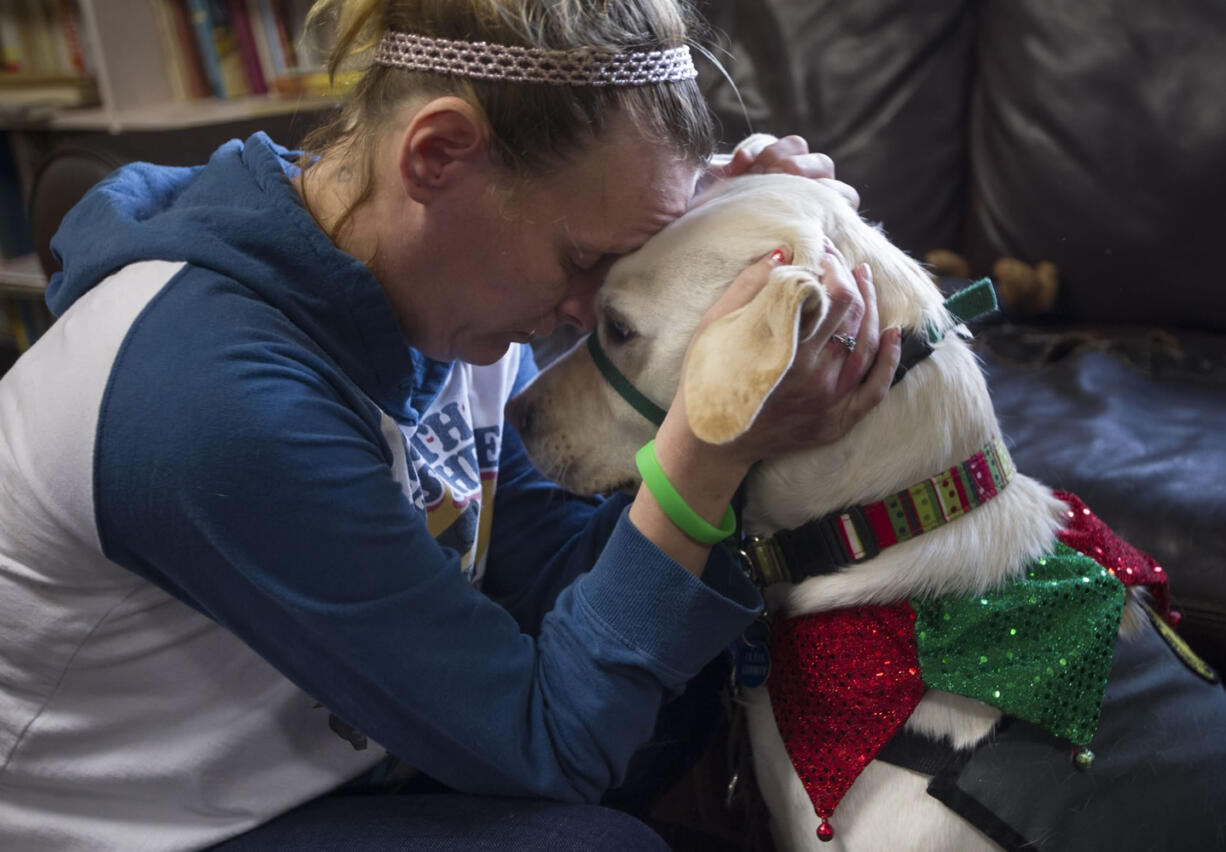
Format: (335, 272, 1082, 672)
(0, 1, 899, 849)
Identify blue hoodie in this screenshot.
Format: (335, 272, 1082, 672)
(0, 133, 760, 851)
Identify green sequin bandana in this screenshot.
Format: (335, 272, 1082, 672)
(913, 542, 1126, 744)
(765, 491, 1173, 840)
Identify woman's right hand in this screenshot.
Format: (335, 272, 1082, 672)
(695, 243, 901, 469)
(628, 245, 900, 575)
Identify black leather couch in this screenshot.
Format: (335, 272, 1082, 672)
(697, 0, 1226, 674)
(24, 0, 1223, 683)
(19, 5, 1222, 849)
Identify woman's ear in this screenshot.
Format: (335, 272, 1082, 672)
(399, 97, 491, 203)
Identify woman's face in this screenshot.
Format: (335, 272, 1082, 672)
(406, 117, 699, 365)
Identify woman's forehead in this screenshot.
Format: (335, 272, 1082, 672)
(549, 131, 698, 253)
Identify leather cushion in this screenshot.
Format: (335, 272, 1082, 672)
(928, 618, 1226, 851)
(964, 0, 1226, 330)
(697, 0, 976, 258)
(984, 347, 1226, 671)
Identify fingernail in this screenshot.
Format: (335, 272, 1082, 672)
(769, 248, 788, 264)
(859, 263, 873, 279)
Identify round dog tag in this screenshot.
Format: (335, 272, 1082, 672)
(734, 618, 772, 688)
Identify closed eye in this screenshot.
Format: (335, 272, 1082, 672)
(566, 252, 620, 278)
(566, 252, 604, 274)
(605, 315, 636, 344)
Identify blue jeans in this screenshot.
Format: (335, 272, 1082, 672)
(209, 793, 669, 852)
(212, 656, 729, 851)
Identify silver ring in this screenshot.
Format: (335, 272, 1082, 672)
(831, 332, 856, 352)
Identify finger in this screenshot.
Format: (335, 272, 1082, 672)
(823, 236, 848, 268)
(803, 272, 855, 358)
(819, 247, 865, 341)
(703, 139, 770, 182)
(844, 326, 903, 420)
(725, 146, 758, 177)
(723, 136, 779, 177)
(755, 135, 810, 163)
(819, 178, 860, 210)
(836, 263, 880, 396)
(739, 135, 779, 159)
(701, 247, 791, 327)
(745, 137, 819, 173)
(751, 151, 835, 180)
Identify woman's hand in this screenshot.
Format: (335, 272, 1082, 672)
(630, 245, 899, 575)
(681, 244, 901, 468)
(703, 134, 861, 209)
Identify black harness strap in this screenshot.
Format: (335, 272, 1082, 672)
(875, 728, 959, 777)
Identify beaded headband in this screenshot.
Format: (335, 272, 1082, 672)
(372, 31, 698, 86)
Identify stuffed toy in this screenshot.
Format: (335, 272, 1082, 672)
(925, 251, 1059, 319)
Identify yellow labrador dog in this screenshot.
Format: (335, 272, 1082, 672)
(508, 167, 1226, 851)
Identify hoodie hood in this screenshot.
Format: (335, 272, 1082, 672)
(46, 132, 448, 420)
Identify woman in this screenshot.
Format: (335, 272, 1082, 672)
(0, 0, 900, 849)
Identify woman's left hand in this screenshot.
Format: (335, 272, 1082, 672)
(703, 134, 861, 209)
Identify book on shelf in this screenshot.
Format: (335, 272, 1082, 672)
(0, 0, 97, 110)
(228, 0, 268, 95)
(0, 5, 20, 74)
(154, 0, 208, 100)
(53, 0, 87, 76)
(0, 0, 96, 110)
(183, 0, 226, 98)
(173, 0, 334, 100)
(208, 0, 251, 98)
(0, 0, 85, 76)
(250, 0, 290, 80)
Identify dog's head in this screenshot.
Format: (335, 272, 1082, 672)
(507, 173, 955, 500)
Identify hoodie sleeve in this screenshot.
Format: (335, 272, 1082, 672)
(96, 306, 761, 804)
(482, 345, 760, 637)
(481, 344, 628, 635)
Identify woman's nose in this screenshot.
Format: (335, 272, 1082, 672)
(557, 277, 601, 331)
(505, 393, 534, 437)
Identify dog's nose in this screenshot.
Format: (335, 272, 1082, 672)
(505, 394, 533, 437)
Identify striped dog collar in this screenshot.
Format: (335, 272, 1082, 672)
(739, 437, 1016, 587)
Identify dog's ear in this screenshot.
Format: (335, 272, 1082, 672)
(683, 267, 827, 444)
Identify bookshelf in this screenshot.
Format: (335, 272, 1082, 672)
(0, 253, 43, 295)
(2, 0, 342, 131)
(1, 0, 340, 356)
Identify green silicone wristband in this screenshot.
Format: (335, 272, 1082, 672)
(635, 440, 737, 545)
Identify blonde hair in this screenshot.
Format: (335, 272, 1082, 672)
(299, 0, 716, 238)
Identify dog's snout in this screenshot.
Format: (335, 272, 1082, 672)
(505, 394, 534, 437)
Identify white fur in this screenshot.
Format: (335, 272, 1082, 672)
(510, 171, 1138, 850)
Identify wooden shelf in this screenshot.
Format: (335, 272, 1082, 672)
(45, 93, 340, 132)
(0, 74, 100, 110)
(0, 254, 47, 297)
(0, 0, 348, 356)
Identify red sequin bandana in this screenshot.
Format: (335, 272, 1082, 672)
(765, 492, 1170, 840)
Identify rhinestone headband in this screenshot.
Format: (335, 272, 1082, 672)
(373, 31, 697, 86)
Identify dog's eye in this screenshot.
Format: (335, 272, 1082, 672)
(605, 317, 636, 344)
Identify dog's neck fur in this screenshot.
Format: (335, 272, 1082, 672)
(741, 332, 1069, 616)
